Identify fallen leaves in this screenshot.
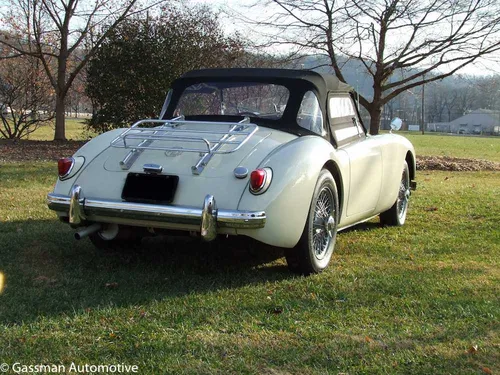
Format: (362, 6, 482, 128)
(467, 345, 479, 354)
(424, 207, 439, 212)
(363, 335, 389, 350)
(0, 139, 85, 162)
(481, 367, 492, 374)
(417, 156, 500, 171)
(266, 307, 283, 315)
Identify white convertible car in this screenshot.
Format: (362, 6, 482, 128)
(47, 68, 416, 274)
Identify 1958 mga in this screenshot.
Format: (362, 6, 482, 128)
(47, 68, 416, 274)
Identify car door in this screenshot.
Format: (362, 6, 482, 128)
(328, 94, 383, 220)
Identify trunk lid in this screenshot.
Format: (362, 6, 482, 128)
(73, 121, 296, 209)
(102, 122, 296, 177)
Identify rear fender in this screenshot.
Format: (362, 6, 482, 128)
(237, 136, 347, 248)
(375, 134, 416, 212)
(52, 129, 125, 196)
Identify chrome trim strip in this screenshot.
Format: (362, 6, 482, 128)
(47, 190, 266, 232)
(216, 210, 266, 228)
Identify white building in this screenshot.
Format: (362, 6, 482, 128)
(428, 109, 500, 135)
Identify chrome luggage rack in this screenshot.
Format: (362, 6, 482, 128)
(110, 117, 258, 175)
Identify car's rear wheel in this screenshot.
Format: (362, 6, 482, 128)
(285, 169, 339, 275)
(88, 224, 143, 252)
(380, 161, 410, 226)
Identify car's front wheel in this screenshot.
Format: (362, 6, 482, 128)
(285, 169, 339, 275)
(380, 161, 411, 226)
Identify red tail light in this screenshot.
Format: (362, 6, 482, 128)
(249, 168, 272, 194)
(58, 157, 74, 178)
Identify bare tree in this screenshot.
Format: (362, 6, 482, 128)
(0, 52, 54, 139)
(239, 0, 500, 134)
(474, 74, 500, 110)
(0, 0, 165, 140)
(425, 82, 449, 123)
(67, 66, 91, 118)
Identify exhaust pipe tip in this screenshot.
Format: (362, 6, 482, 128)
(74, 223, 102, 240)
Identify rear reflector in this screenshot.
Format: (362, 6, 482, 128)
(58, 157, 74, 178)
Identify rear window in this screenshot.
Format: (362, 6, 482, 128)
(175, 82, 289, 120)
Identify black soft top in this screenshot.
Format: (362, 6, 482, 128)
(177, 68, 352, 96)
(164, 68, 354, 136)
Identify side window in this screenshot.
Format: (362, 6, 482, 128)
(329, 96, 356, 118)
(297, 91, 324, 135)
(328, 95, 365, 146)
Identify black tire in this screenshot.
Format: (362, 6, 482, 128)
(380, 161, 410, 226)
(88, 224, 143, 252)
(285, 169, 339, 275)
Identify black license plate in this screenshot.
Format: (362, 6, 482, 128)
(121, 173, 179, 204)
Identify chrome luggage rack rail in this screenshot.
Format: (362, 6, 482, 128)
(110, 117, 258, 174)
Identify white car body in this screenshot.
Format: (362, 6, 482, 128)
(48, 68, 416, 273)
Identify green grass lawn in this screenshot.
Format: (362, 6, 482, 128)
(26, 118, 92, 141)
(0, 161, 498, 374)
(402, 132, 500, 162)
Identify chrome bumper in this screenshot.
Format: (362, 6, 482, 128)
(47, 185, 266, 241)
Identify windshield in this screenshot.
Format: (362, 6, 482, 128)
(175, 82, 290, 120)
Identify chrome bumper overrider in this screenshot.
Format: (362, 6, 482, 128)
(47, 185, 266, 241)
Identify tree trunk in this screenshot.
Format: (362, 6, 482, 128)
(54, 26, 69, 141)
(369, 77, 385, 135)
(369, 107, 382, 135)
(54, 93, 66, 140)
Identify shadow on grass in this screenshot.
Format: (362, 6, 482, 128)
(0, 219, 290, 325)
(340, 221, 381, 233)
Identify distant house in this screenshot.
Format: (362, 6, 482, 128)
(428, 109, 500, 135)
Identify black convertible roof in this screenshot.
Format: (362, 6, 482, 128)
(164, 68, 357, 137)
(176, 68, 353, 95)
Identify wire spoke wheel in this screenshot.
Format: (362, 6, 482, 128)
(285, 169, 339, 275)
(397, 166, 410, 221)
(312, 186, 335, 260)
(380, 161, 411, 227)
